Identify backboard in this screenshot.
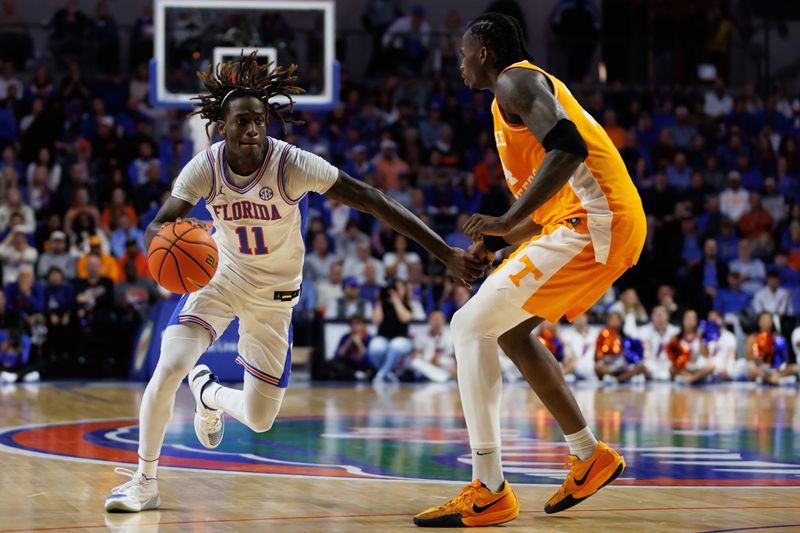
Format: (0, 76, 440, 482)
(151, 0, 338, 111)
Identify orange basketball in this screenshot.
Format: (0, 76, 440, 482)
(147, 221, 218, 294)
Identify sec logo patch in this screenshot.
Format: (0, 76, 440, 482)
(259, 187, 273, 201)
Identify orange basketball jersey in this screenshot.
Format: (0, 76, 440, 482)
(492, 60, 646, 267)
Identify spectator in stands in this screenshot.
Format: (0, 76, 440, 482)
(666, 152, 692, 189)
(115, 260, 157, 327)
(5, 264, 43, 332)
(359, 261, 382, 304)
(0, 226, 37, 284)
(341, 145, 375, 183)
(445, 213, 472, 251)
(719, 171, 749, 222)
(714, 271, 752, 315)
(561, 313, 598, 381)
(637, 305, 680, 381)
(705, 310, 740, 381)
(93, 1, 120, 75)
(594, 311, 647, 384)
(109, 212, 144, 259)
(316, 262, 344, 315)
(0, 0, 33, 70)
(686, 238, 729, 314)
(703, 78, 733, 118)
(716, 217, 740, 263)
(738, 192, 774, 256)
(752, 270, 793, 315)
(383, 234, 421, 282)
(335, 219, 370, 258)
(128, 141, 160, 188)
(37, 230, 75, 280)
(304, 232, 339, 283)
(116, 237, 149, 282)
(101, 188, 138, 234)
(762, 177, 787, 224)
(781, 220, 800, 270)
(43, 266, 73, 362)
(50, 0, 91, 69)
(63, 187, 101, 240)
(381, 4, 431, 74)
(407, 310, 454, 382)
(372, 139, 409, 191)
(343, 241, 385, 285)
(76, 235, 119, 281)
(729, 240, 766, 295)
(0, 188, 35, 233)
(73, 254, 115, 368)
(666, 309, 716, 384)
(325, 277, 372, 321)
(330, 314, 374, 381)
(369, 279, 424, 383)
(745, 312, 797, 385)
(440, 284, 471, 321)
(0, 61, 22, 103)
(608, 287, 648, 337)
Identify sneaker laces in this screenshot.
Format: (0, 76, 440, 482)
(198, 409, 222, 433)
(551, 456, 580, 500)
(111, 467, 149, 493)
(441, 479, 483, 511)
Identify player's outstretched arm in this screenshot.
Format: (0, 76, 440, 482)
(463, 69, 588, 239)
(143, 196, 195, 251)
(326, 170, 485, 284)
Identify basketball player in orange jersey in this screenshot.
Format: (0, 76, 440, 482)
(414, 13, 646, 527)
(104, 53, 485, 512)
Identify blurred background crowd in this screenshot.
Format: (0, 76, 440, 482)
(0, 0, 798, 387)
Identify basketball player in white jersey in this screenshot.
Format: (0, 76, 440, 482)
(104, 53, 485, 512)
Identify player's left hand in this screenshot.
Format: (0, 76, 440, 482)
(462, 214, 512, 239)
(442, 247, 486, 288)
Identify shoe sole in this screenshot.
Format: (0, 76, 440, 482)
(413, 506, 519, 528)
(544, 460, 625, 514)
(104, 495, 160, 513)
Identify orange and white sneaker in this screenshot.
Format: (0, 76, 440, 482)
(414, 479, 519, 527)
(544, 441, 625, 514)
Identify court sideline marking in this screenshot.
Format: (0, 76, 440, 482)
(2, 505, 799, 532)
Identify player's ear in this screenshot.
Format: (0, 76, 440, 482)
(217, 119, 226, 137)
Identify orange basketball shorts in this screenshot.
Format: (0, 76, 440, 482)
(489, 219, 634, 323)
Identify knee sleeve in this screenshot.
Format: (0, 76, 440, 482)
(243, 375, 284, 433)
(150, 325, 210, 392)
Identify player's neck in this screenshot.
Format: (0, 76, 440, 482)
(225, 145, 265, 178)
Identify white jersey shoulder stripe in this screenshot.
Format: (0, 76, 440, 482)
(204, 147, 218, 204)
(219, 138, 274, 194)
(276, 145, 305, 206)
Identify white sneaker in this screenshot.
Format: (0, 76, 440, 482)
(188, 364, 224, 449)
(22, 371, 40, 383)
(104, 468, 159, 512)
(0, 371, 17, 383)
(778, 375, 798, 387)
(631, 374, 646, 385)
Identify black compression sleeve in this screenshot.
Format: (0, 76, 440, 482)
(483, 235, 511, 252)
(542, 118, 588, 159)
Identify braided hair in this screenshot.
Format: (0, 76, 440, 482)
(466, 12, 534, 69)
(191, 51, 304, 138)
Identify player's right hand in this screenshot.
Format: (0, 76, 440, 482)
(443, 247, 487, 288)
(467, 239, 495, 266)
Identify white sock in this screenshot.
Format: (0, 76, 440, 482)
(138, 456, 158, 479)
(472, 448, 504, 492)
(201, 381, 222, 410)
(565, 426, 598, 460)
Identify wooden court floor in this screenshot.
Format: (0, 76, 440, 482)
(1, 381, 799, 532)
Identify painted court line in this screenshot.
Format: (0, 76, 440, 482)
(2, 505, 800, 532)
(698, 525, 800, 533)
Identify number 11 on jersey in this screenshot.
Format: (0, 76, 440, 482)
(235, 226, 269, 255)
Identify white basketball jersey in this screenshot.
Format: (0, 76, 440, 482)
(171, 138, 338, 300)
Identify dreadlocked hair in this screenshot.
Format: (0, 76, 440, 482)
(191, 50, 305, 138)
(467, 12, 534, 69)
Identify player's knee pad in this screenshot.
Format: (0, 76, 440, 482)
(152, 325, 210, 388)
(243, 376, 284, 433)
